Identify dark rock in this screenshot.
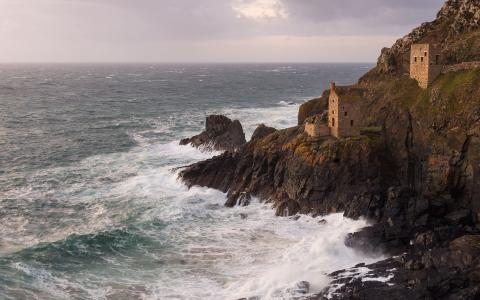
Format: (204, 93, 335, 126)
(298, 92, 328, 125)
(251, 124, 277, 141)
(180, 125, 391, 218)
(291, 281, 310, 295)
(449, 235, 480, 267)
(180, 115, 246, 152)
(238, 192, 252, 207)
(311, 235, 480, 299)
(445, 209, 473, 225)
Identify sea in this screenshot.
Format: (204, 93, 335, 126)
(0, 63, 380, 300)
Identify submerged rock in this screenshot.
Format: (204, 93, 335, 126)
(291, 281, 310, 295)
(180, 115, 246, 152)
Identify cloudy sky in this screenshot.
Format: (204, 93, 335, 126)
(0, 0, 445, 63)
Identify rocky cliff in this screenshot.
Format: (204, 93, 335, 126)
(181, 126, 391, 217)
(179, 1, 480, 299)
(180, 115, 246, 152)
(375, 0, 480, 74)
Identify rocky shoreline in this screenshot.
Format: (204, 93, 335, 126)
(178, 1, 480, 299)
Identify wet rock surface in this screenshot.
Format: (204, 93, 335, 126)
(311, 234, 480, 300)
(180, 115, 246, 152)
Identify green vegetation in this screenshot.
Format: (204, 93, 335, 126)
(438, 69, 480, 96)
(361, 127, 382, 134)
(414, 69, 480, 119)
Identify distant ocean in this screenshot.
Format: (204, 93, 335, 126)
(0, 63, 379, 299)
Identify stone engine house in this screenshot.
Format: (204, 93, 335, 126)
(328, 83, 362, 138)
(305, 82, 362, 139)
(410, 43, 443, 89)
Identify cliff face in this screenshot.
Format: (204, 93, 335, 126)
(179, 1, 480, 298)
(181, 127, 392, 218)
(299, 0, 480, 125)
(375, 0, 480, 75)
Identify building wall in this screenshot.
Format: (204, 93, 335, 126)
(410, 43, 442, 89)
(336, 101, 361, 138)
(305, 123, 329, 137)
(328, 89, 340, 138)
(328, 90, 361, 138)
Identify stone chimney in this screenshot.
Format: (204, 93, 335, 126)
(330, 82, 336, 93)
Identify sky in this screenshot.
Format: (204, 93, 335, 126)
(0, 0, 445, 63)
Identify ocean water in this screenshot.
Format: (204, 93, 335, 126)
(0, 63, 379, 299)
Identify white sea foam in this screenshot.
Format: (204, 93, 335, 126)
(1, 103, 382, 299)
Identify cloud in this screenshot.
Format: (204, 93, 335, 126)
(280, 0, 445, 35)
(0, 0, 446, 62)
(233, 0, 289, 20)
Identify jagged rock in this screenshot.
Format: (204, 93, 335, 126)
(180, 126, 390, 216)
(312, 234, 480, 300)
(297, 91, 329, 125)
(251, 124, 277, 141)
(371, 0, 480, 75)
(445, 209, 473, 225)
(180, 115, 246, 152)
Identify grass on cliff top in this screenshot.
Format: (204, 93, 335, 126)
(360, 74, 422, 125)
(415, 68, 480, 118)
(437, 68, 480, 95)
(254, 125, 381, 165)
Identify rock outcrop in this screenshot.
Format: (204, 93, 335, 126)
(298, 91, 329, 125)
(178, 1, 480, 299)
(313, 234, 480, 300)
(250, 124, 277, 141)
(180, 115, 246, 152)
(372, 0, 480, 75)
(180, 127, 391, 216)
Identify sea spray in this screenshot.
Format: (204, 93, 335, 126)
(0, 63, 374, 299)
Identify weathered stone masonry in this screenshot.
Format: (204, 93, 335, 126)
(304, 82, 362, 139)
(328, 83, 362, 138)
(410, 43, 443, 89)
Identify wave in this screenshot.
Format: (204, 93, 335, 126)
(277, 100, 299, 106)
(0, 97, 383, 299)
(2, 225, 162, 265)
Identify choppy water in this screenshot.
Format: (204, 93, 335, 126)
(0, 63, 379, 299)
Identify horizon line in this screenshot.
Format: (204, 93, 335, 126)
(0, 61, 376, 65)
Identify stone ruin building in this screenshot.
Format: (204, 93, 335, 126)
(305, 82, 362, 139)
(410, 43, 443, 89)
